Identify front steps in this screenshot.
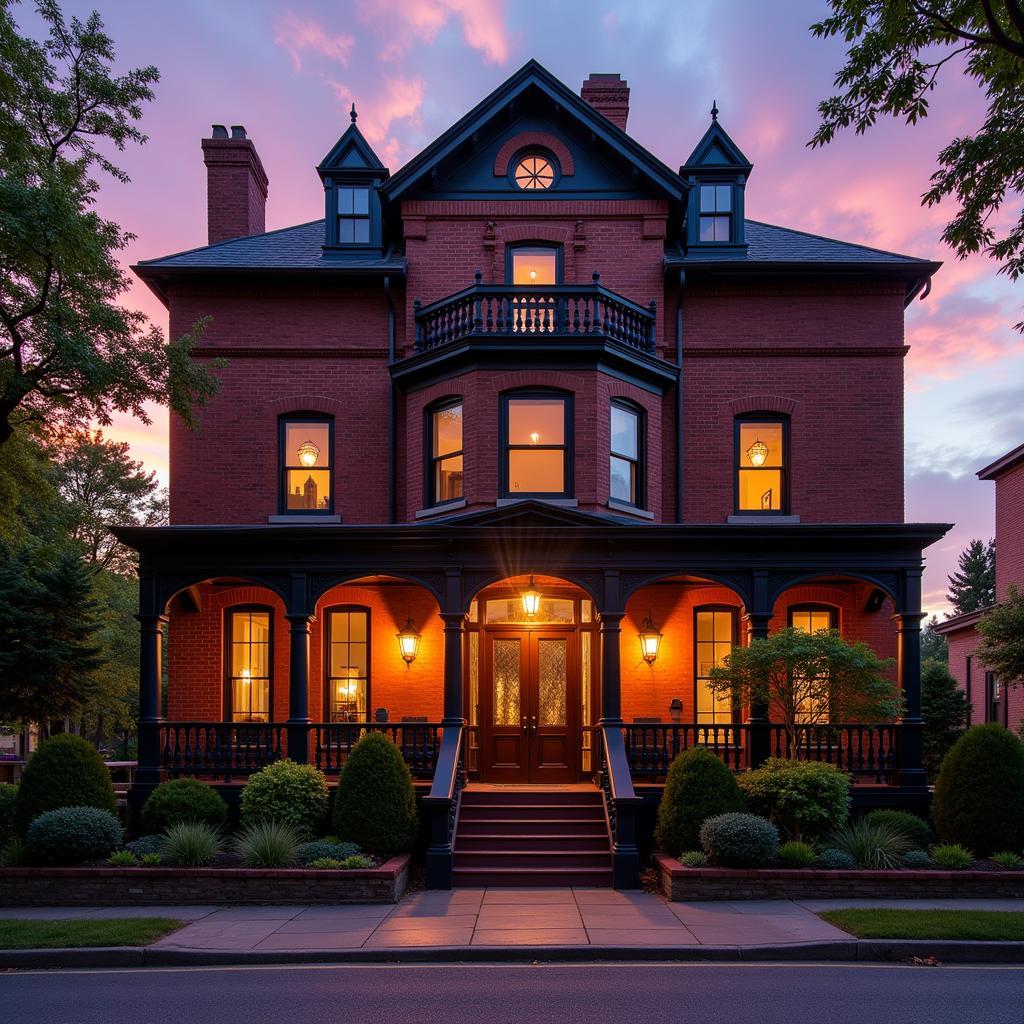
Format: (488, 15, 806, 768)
(452, 786, 613, 887)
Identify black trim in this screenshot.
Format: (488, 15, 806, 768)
(278, 414, 335, 516)
(733, 413, 790, 516)
(499, 389, 574, 499)
(323, 605, 372, 722)
(224, 605, 275, 723)
(508, 147, 562, 191)
(425, 397, 465, 509)
(610, 398, 646, 510)
(693, 605, 740, 725)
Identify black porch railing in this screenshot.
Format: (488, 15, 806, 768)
(313, 721, 441, 778)
(623, 723, 747, 775)
(160, 722, 285, 782)
(413, 273, 657, 354)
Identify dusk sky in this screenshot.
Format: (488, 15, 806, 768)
(28, 0, 1024, 615)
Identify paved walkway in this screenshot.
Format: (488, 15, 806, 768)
(5, 893, 1024, 953)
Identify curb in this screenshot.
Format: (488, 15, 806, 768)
(1, 939, 1022, 969)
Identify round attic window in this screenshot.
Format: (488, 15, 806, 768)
(513, 152, 557, 190)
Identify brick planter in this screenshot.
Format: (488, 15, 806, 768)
(655, 853, 1024, 901)
(0, 856, 410, 907)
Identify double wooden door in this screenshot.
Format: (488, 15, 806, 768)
(481, 628, 577, 783)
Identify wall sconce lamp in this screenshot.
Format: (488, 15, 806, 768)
(521, 576, 542, 618)
(396, 614, 421, 666)
(638, 611, 663, 664)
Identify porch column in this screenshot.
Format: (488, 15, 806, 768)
(286, 614, 312, 764)
(895, 569, 927, 791)
(440, 613, 464, 724)
(136, 613, 167, 787)
(599, 613, 624, 723)
(744, 600, 773, 769)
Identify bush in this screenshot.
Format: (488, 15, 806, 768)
(900, 849, 934, 869)
(309, 856, 345, 869)
(333, 733, 417, 855)
(160, 821, 221, 867)
(828, 818, 911, 869)
(14, 735, 116, 834)
(818, 848, 856, 869)
(240, 760, 329, 842)
(232, 820, 301, 868)
(699, 812, 779, 868)
(864, 809, 932, 850)
(125, 834, 164, 858)
(738, 759, 850, 843)
(0, 838, 28, 867)
(931, 843, 974, 869)
(141, 779, 228, 835)
(777, 840, 817, 868)
(339, 854, 374, 869)
(654, 748, 746, 855)
(108, 850, 138, 866)
(295, 839, 361, 865)
(140, 852, 162, 866)
(678, 850, 708, 868)
(992, 851, 1024, 869)
(25, 806, 122, 865)
(921, 658, 970, 777)
(932, 725, 1024, 856)
(0, 783, 17, 846)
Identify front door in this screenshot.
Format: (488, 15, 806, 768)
(482, 629, 576, 783)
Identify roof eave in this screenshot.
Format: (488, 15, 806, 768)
(978, 441, 1024, 480)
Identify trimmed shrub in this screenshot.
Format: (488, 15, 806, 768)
(108, 850, 138, 866)
(140, 853, 162, 867)
(232, 820, 301, 868)
(141, 779, 228, 835)
(829, 818, 911, 869)
(931, 843, 974, 870)
(339, 854, 374, 869)
(160, 821, 222, 867)
(992, 851, 1024, 869)
(14, 735, 116, 834)
(777, 840, 817, 868)
(864, 809, 932, 850)
(932, 725, 1024, 856)
(678, 850, 708, 868)
(900, 849, 934, 869)
(699, 812, 779, 868)
(25, 806, 123, 865)
(296, 839, 361, 865)
(240, 760, 329, 842)
(738, 758, 850, 843)
(309, 856, 345, 869)
(0, 782, 17, 846)
(125, 834, 164, 858)
(655, 747, 746, 855)
(818, 848, 856, 870)
(333, 732, 417, 855)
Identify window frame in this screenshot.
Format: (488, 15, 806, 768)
(693, 605, 741, 725)
(334, 184, 371, 246)
(499, 389, 574, 499)
(224, 605, 275, 723)
(508, 148, 561, 192)
(733, 413, 790, 515)
(788, 604, 839, 724)
(323, 605, 371, 723)
(504, 242, 564, 285)
(698, 181, 733, 243)
(279, 414, 335, 516)
(609, 399, 646, 509)
(425, 397, 464, 509)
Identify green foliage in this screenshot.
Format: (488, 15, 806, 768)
(864, 809, 932, 850)
(738, 758, 851, 843)
(159, 821, 221, 867)
(141, 779, 228, 835)
(0, 837, 28, 866)
(920, 615, 948, 663)
(140, 852, 161, 866)
(240, 760, 328, 842)
(948, 539, 998, 615)
(125, 834, 163, 858)
(992, 851, 1024, 869)
(678, 850, 708, 868)
(921, 658, 972, 778)
(829, 818, 912, 869)
(707, 628, 898, 748)
(818, 847, 856, 870)
(232, 820, 301, 868)
(900, 849, 934, 869)
(777, 840, 817, 868)
(295, 839, 361, 865)
(308, 853, 374, 869)
(978, 583, 1024, 688)
(932, 724, 1024, 855)
(931, 843, 974, 870)
(25, 805, 122, 864)
(108, 850, 137, 866)
(699, 812, 779, 868)
(14, 734, 115, 833)
(338, 854, 374, 869)
(309, 856, 345, 869)
(654, 747, 746, 855)
(0, 782, 17, 846)
(333, 733, 417, 856)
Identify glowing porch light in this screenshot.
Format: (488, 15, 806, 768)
(638, 611, 663, 665)
(396, 615, 421, 666)
(521, 576, 542, 618)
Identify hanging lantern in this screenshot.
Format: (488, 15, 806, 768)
(638, 611, 663, 665)
(297, 439, 320, 468)
(521, 576, 542, 618)
(396, 615, 421, 665)
(745, 439, 769, 467)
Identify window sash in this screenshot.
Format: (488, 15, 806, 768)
(735, 418, 787, 513)
(326, 609, 370, 722)
(429, 403, 464, 505)
(502, 396, 570, 497)
(694, 609, 737, 724)
(281, 418, 333, 514)
(228, 610, 272, 722)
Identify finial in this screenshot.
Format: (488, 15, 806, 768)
(350, 102, 357, 124)
(711, 99, 719, 122)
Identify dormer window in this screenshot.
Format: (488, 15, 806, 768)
(699, 184, 732, 242)
(337, 187, 370, 244)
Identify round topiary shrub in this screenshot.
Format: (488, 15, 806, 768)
(141, 779, 228, 835)
(864, 809, 932, 850)
(738, 758, 850, 843)
(699, 812, 779, 868)
(25, 806, 123, 865)
(818, 847, 856, 870)
(0, 782, 17, 846)
(14, 734, 116, 834)
(655, 747, 746, 856)
(296, 839, 361, 865)
(239, 759, 329, 842)
(900, 849, 934, 869)
(932, 724, 1024, 856)
(126, 834, 164, 858)
(333, 732, 417, 856)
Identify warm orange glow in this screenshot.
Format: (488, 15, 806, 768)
(738, 422, 784, 511)
(638, 612, 662, 664)
(396, 615, 421, 664)
(514, 155, 554, 190)
(297, 440, 320, 467)
(520, 576, 542, 618)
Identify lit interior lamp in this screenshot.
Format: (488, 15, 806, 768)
(745, 439, 769, 467)
(396, 615, 421, 666)
(529, 431, 541, 445)
(638, 611, 663, 665)
(529, 264, 538, 282)
(297, 440, 320, 468)
(521, 576, 542, 618)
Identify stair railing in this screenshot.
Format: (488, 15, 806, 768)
(423, 723, 466, 889)
(597, 723, 642, 889)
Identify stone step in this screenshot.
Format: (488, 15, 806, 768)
(455, 833, 610, 852)
(451, 866, 614, 888)
(454, 849, 612, 870)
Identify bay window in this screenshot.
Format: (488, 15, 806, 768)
(610, 400, 644, 507)
(428, 400, 463, 506)
(501, 392, 572, 498)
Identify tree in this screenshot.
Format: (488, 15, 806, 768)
(977, 582, 1024, 687)
(920, 656, 971, 778)
(947, 538, 996, 613)
(0, 0, 219, 447)
(706, 626, 900, 748)
(810, 2, 1024, 332)
(921, 614, 948, 662)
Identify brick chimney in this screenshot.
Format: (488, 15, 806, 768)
(201, 125, 269, 245)
(581, 74, 630, 131)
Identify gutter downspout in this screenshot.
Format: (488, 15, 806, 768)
(675, 269, 686, 524)
(384, 275, 397, 524)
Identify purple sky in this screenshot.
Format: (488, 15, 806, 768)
(26, 1, 1024, 614)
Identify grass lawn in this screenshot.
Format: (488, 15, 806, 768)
(0, 918, 182, 949)
(820, 908, 1024, 941)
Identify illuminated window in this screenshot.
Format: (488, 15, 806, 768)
(695, 607, 738, 724)
(509, 247, 559, 285)
(699, 183, 732, 242)
(735, 417, 787, 513)
(428, 401, 463, 506)
(337, 186, 370, 244)
(227, 608, 272, 722)
(325, 607, 369, 722)
(281, 417, 332, 514)
(790, 605, 836, 723)
(513, 153, 557, 190)
(502, 393, 571, 497)
(610, 401, 644, 507)
(507, 246, 560, 332)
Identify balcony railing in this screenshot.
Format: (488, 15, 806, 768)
(413, 272, 657, 354)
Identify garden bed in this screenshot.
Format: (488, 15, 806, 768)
(0, 855, 410, 906)
(655, 853, 1024, 901)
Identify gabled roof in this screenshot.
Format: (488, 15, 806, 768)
(317, 107, 387, 176)
(436, 499, 630, 529)
(680, 109, 753, 176)
(381, 58, 686, 202)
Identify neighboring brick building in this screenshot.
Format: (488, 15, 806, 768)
(935, 443, 1024, 734)
(121, 61, 949, 887)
